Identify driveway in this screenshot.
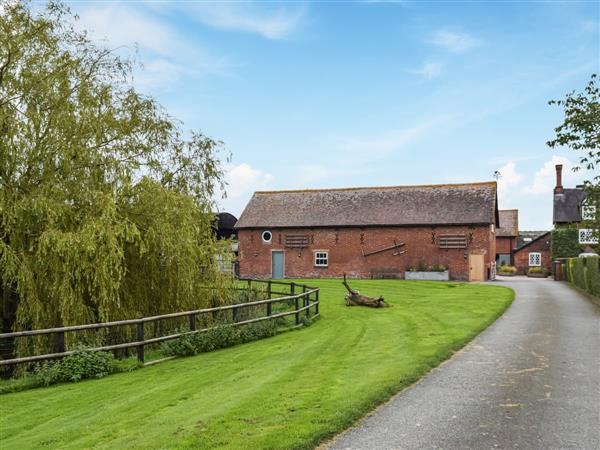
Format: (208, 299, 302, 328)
(327, 277, 600, 450)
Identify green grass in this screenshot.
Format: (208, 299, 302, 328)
(0, 279, 513, 449)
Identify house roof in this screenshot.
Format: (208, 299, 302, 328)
(497, 209, 519, 237)
(553, 188, 587, 224)
(517, 230, 550, 249)
(514, 231, 551, 252)
(235, 182, 498, 229)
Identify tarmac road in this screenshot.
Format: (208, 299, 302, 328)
(327, 277, 600, 450)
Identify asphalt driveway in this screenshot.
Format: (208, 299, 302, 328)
(327, 277, 600, 450)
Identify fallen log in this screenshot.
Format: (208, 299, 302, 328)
(342, 274, 389, 308)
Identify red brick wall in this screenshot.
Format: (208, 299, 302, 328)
(238, 225, 495, 281)
(496, 236, 516, 254)
(513, 235, 552, 274)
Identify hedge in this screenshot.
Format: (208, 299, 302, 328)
(551, 228, 581, 260)
(567, 256, 600, 298)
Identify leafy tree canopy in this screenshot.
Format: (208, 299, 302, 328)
(548, 74, 599, 232)
(0, 1, 232, 340)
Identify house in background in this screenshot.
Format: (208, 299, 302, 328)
(496, 209, 518, 266)
(553, 164, 598, 247)
(235, 182, 499, 281)
(513, 231, 552, 274)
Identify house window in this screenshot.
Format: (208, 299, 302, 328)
(528, 252, 541, 267)
(314, 251, 329, 267)
(582, 202, 597, 221)
(261, 230, 272, 244)
(579, 229, 599, 244)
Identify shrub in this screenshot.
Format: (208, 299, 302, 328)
(527, 267, 546, 275)
(498, 265, 517, 274)
(34, 349, 114, 386)
(161, 320, 278, 358)
(551, 228, 581, 259)
(584, 257, 600, 297)
(568, 258, 586, 289)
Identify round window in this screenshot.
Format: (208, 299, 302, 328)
(261, 231, 272, 243)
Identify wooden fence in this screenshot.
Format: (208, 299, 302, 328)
(0, 279, 319, 368)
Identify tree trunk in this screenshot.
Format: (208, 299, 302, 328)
(342, 274, 389, 308)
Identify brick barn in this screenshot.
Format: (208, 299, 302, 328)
(495, 209, 518, 266)
(513, 231, 552, 274)
(235, 182, 499, 281)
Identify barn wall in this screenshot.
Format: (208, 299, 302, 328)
(513, 235, 552, 275)
(237, 225, 495, 281)
(496, 236, 516, 254)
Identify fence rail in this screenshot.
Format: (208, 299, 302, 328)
(0, 279, 319, 368)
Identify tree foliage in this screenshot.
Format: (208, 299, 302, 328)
(0, 2, 232, 346)
(548, 73, 600, 234)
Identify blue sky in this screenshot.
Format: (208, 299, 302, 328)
(66, 0, 599, 229)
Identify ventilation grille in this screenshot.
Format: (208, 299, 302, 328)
(438, 234, 468, 249)
(285, 235, 309, 248)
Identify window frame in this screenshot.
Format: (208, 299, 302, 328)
(313, 250, 329, 268)
(528, 252, 542, 267)
(582, 202, 597, 221)
(261, 230, 273, 244)
(579, 228, 599, 245)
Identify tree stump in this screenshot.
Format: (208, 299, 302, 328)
(343, 274, 389, 308)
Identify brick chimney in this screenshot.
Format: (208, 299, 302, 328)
(554, 164, 564, 194)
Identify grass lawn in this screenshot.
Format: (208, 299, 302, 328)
(0, 279, 513, 449)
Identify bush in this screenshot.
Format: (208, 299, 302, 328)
(161, 320, 278, 358)
(34, 349, 114, 386)
(567, 256, 600, 298)
(551, 228, 581, 259)
(585, 257, 600, 297)
(568, 258, 586, 289)
(498, 265, 517, 274)
(527, 267, 546, 275)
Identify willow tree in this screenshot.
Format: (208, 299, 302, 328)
(0, 2, 232, 346)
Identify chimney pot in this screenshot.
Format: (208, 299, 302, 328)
(555, 164, 564, 194)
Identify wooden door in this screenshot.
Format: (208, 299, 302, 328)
(469, 254, 485, 281)
(272, 251, 284, 279)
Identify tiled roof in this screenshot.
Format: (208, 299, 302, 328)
(517, 230, 550, 249)
(497, 209, 519, 237)
(553, 188, 587, 224)
(235, 182, 498, 229)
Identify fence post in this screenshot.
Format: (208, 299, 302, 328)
(303, 285, 310, 319)
(266, 280, 272, 317)
(56, 331, 65, 354)
(136, 321, 145, 364)
(315, 289, 319, 316)
(293, 283, 299, 325)
(232, 306, 238, 323)
(189, 313, 196, 332)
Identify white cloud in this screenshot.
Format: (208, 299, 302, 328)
(409, 61, 444, 79)
(523, 155, 586, 195)
(429, 30, 481, 53)
(159, 3, 306, 40)
(218, 163, 273, 215)
(339, 115, 452, 156)
(496, 161, 522, 198)
(71, 3, 231, 92)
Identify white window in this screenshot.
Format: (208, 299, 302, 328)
(528, 252, 541, 267)
(314, 251, 329, 267)
(582, 204, 597, 221)
(579, 229, 599, 244)
(261, 230, 272, 244)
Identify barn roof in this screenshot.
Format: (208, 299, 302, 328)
(553, 188, 587, 224)
(497, 209, 519, 237)
(235, 182, 498, 229)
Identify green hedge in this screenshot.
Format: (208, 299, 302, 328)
(551, 228, 581, 259)
(567, 257, 600, 298)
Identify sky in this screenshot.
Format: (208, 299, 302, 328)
(63, 0, 599, 229)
